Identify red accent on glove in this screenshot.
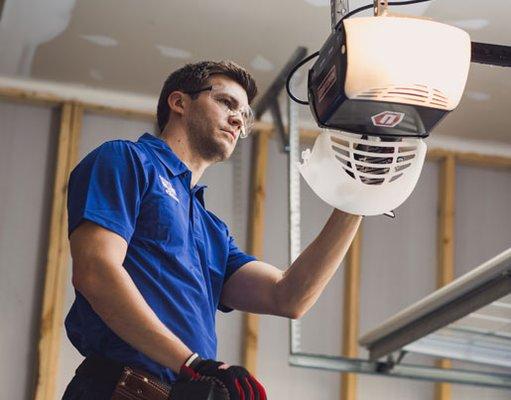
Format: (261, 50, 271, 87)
(178, 358, 267, 400)
(178, 364, 199, 380)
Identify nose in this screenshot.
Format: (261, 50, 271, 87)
(228, 112, 243, 131)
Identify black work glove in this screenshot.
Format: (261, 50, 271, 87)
(170, 379, 229, 400)
(178, 354, 267, 400)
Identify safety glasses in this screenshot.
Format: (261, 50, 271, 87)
(185, 86, 254, 138)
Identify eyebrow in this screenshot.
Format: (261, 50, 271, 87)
(223, 93, 240, 109)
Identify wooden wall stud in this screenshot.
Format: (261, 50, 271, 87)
(242, 129, 271, 374)
(434, 154, 456, 400)
(33, 103, 82, 400)
(341, 227, 363, 400)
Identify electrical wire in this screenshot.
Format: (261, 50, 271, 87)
(286, 0, 434, 105)
(285, 51, 319, 105)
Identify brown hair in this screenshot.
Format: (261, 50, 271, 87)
(156, 61, 258, 133)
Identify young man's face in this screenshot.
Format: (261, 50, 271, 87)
(184, 75, 250, 162)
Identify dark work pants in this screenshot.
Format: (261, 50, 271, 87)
(61, 373, 116, 400)
(61, 356, 121, 400)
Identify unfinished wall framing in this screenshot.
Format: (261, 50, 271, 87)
(1, 86, 510, 400)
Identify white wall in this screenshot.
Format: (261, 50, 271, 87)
(254, 136, 511, 399)
(256, 137, 440, 399)
(257, 136, 345, 400)
(450, 164, 511, 400)
(357, 162, 439, 400)
(55, 112, 156, 398)
(0, 100, 59, 400)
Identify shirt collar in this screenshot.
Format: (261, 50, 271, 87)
(138, 133, 189, 176)
(193, 185, 207, 206)
(139, 133, 208, 202)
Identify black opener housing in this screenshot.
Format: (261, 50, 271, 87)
(307, 26, 449, 139)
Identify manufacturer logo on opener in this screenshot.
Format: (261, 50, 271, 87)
(371, 111, 405, 128)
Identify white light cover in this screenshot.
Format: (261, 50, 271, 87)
(298, 130, 427, 216)
(344, 16, 471, 110)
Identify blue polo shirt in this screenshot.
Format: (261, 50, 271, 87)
(65, 133, 256, 383)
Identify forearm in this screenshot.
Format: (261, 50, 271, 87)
(277, 209, 362, 317)
(74, 261, 192, 372)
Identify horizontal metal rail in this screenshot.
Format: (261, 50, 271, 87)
(289, 352, 511, 389)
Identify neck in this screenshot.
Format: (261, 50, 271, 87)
(159, 124, 211, 188)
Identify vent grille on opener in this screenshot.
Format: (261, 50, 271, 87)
(353, 84, 449, 109)
(330, 136, 417, 185)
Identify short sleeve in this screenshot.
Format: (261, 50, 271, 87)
(218, 233, 257, 312)
(67, 141, 147, 242)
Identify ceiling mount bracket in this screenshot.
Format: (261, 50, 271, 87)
(331, 0, 350, 30)
(374, 0, 389, 16)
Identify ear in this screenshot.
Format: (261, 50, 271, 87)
(167, 91, 187, 116)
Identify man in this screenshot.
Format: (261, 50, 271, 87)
(62, 61, 361, 400)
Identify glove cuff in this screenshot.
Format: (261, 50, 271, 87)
(183, 352, 202, 369)
(179, 353, 204, 379)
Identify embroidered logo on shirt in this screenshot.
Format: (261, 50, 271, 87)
(159, 175, 179, 203)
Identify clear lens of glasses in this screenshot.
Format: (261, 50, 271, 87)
(209, 87, 254, 138)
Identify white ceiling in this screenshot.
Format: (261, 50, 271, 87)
(0, 0, 510, 143)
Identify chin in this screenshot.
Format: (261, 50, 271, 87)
(215, 146, 232, 162)
(215, 135, 235, 159)
(204, 140, 232, 162)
